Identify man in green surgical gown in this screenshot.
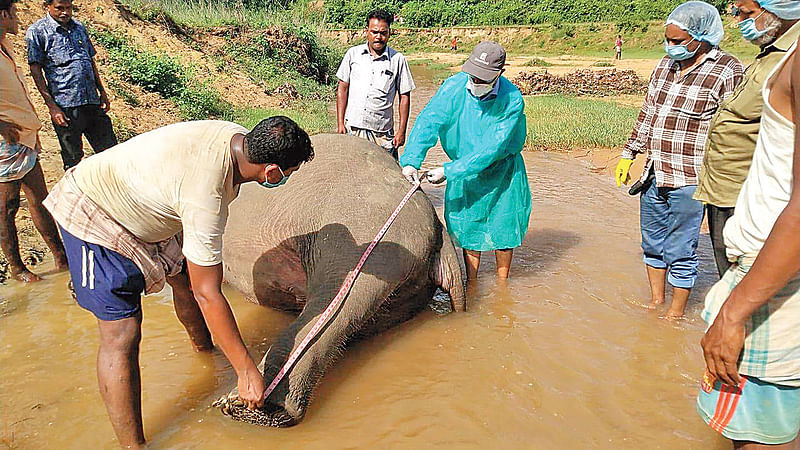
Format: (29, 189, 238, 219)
(399, 41, 531, 280)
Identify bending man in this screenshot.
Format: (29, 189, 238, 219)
(44, 117, 314, 447)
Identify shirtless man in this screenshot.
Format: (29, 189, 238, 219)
(698, 34, 800, 448)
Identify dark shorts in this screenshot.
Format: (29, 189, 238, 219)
(53, 104, 118, 170)
(59, 226, 145, 321)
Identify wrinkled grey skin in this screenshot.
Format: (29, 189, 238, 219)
(212, 134, 465, 427)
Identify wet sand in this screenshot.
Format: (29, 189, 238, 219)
(0, 62, 724, 448)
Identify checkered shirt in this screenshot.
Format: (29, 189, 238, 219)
(622, 49, 744, 188)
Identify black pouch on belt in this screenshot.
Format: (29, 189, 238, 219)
(628, 167, 655, 196)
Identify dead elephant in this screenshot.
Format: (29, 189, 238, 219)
(212, 134, 465, 427)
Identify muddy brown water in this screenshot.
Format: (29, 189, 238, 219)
(0, 64, 724, 449)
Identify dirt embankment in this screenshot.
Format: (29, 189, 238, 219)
(2, 0, 284, 282)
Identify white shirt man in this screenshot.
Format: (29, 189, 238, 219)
(336, 10, 415, 159)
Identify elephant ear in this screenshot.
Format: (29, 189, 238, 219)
(433, 227, 466, 312)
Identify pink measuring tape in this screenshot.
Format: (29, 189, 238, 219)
(263, 180, 422, 400)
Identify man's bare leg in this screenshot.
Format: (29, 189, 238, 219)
(97, 315, 146, 449)
(20, 162, 67, 270)
(734, 435, 800, 450)
(166, 270, 213, 351)
(463, 249, 481, 281)
(0, 178, 40, 282)
(646, 265, 667, 306)
(495, 249, 513, 279)
(665, 287, 691, 319)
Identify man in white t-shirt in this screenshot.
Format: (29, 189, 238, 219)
(44, 116, 314, 448)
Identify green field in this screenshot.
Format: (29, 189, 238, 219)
(325, 0, 728, 28)
(233, 103, 335, 135)
(119, 0, 325, 28)
(524, 95, 639, 149)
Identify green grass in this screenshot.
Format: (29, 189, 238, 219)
(220, 26, 341, 100)
(108, 79, 141, 107)
(98, 2, 339, 138)
(232, 102, 335, 136)
(523, 57, 553, 67)
(524, 95, 639, 149)
(119, 0, 324, 28)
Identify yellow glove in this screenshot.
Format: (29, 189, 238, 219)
(615, 158, 634, 187)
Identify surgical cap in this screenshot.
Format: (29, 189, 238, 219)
(665, 1, 725, 47)
(757, 0, 800, 20)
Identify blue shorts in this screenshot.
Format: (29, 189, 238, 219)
(697, 374, 800, 444)
(60, 226, 145, 321)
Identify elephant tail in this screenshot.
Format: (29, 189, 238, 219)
(433, 228, 466, 312)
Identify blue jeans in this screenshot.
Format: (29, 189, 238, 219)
(640, 182, 704, 289)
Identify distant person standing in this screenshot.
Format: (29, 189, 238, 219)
(336, 9, 415, 159)
(615, 34, 624, 60)
(26, 0, 117, 170)
(451, 36, 458, 51)
(614, 1, 743, 318)
(0, 0, 68, 282)
(695, 0, 800, 278)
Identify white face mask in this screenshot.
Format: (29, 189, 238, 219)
(467, 78, 496, 98)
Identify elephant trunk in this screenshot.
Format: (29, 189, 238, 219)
(433, 228, 466, 312)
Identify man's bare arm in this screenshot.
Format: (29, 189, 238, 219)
(91, 59, 111, 112)
(29, 62, 68, 127)
(186, 261, 264, 409)
(394, 92, 411, 148)
(0, 120, 21, 144)
(336, 80, 349, 134)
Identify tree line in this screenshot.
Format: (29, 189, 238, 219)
(322, 0, 730, 28)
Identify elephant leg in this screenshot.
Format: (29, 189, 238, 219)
(355, 280, 433, 340)
(216, 276, 393, 427)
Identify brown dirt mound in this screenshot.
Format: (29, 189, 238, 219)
(512, 68, 648, 97)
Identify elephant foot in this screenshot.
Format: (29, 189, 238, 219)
(212, 393, 299, 428)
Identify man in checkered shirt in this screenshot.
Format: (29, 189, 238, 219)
(614, 2, 744, 318)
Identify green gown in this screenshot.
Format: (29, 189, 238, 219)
(399, 72, 532, 251)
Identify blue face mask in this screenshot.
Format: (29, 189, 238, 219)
(261, 166, 287, 188)
(665, 38, 698, 61)
(739, 11, 768, 41)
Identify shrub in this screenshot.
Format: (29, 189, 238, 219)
(90, 28, 232, 120)
(176, 84, 233, 120)
(524, 57, 553, 67)
(221, 25, 339, 100)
